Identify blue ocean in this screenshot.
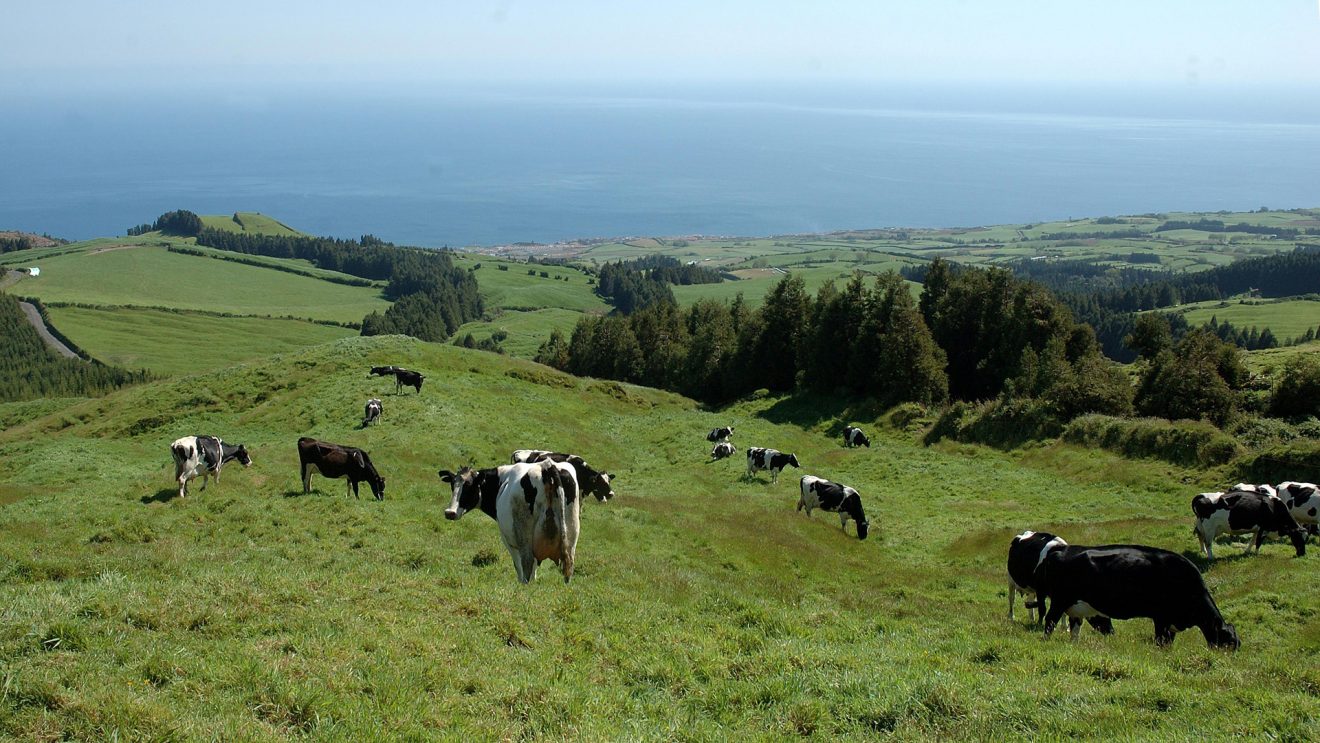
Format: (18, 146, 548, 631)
(2, 83, 1318, 247)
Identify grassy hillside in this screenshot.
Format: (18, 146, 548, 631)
(44, 306, 357, 377)
(13, 244, 388, 325)
(1169, 297, 1320, 341)
(1, 335, 1316, 740)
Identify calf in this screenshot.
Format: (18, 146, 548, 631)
(706, 426, 735, 443)
(746, 447, 799, 483)
(843, 426, 870, 448)
(1005, 530, 1115, 635)
(297, 437, 385, 500)
(362, 398, 383, 427)
(1192, 489, 1306, 560)
(1036, 543, 1239, 650)
(510, 451, 615, 502)
(797, 475, 869, 539)
(1277, 481, 1319, 535)
(440, 460, 581, 584)
(711, 442, 736, 460)
(170, 435, 252, 498)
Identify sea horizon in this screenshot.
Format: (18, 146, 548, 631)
(3, 81, 1318, 247)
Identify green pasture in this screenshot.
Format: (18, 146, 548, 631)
(453, 255, 608, 313)
(1245, 339, 1320, 375)
(454, 307, 592, 359)
(179, 244, 383, 286)
(0, 335, 1316, 740)
(44, 305, 357, 377)
(199, 212, 305, 237)
(1169, 298, 1320, 341)
(15, 245, 389, 324)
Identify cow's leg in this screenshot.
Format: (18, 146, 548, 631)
(1068, 617, 1082, 641)
(1249, 527, 1262, 553)
(349, 479, 359, 499)
(1042, 599, 1069, 639)
(302, 463, 312, 494)
(200, 472, 209, 492)
(1087, 617, 1114, 635)
(1154, 622, 1176, 646)
(839, 513, 849, 532)
(797, 495, 805, 512)
(1007, 582, 1017, 620)
(520, 551, 538, 583)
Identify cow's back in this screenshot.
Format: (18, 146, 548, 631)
(1041, 545, 1207, 622)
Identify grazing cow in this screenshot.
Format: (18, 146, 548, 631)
(711, 442, 736, 460)
(169, 435, 252, 499)
(369, 365, 399, 377)
(1036, 544, 1239, 650)
(1005, 531, 1116, 635)
(297, 437, 385, 500)
(1277, 481, 1320, 535)
(362, 398, 383, 427)
(746, 447, 799, 483)
(843, 426, 870, 448)
(1192, 489, 1306, 559)
(511, 449, 555, 464)
(797, 475, 869, 539)
(706, 426, 735, 443)
(393, 368, 424, 395)
(510, 451, 615, 502)
(439, 460, 581, 584)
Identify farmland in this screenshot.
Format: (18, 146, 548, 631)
(1167, 297, 1320, 342)
(1, 335, 1317, 740)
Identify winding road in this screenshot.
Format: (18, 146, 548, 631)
(6, 273, 82, 359)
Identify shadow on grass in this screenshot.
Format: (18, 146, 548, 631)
(283, 488, 315, 498)
(1180, 548, 1256, 571)
(141, 488, 180, 504)
(753, 392, 882, 439)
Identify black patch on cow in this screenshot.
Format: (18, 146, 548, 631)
(519, 474, 538, 514)
(195, 435, 222, 471)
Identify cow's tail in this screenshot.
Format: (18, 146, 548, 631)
(540, 461, 571, 581)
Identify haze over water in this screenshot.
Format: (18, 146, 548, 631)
(4, 83, 1319, 247)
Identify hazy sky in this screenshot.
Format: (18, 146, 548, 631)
(4, 1, 1319, 91)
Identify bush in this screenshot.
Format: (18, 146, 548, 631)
(1269, 354, 1320, 419)
(1063, 415, 1242, 467)
(1235, 440, 1320, 484)
(924, 398, 1063, 449)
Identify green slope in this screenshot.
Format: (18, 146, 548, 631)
(14, 245, 388, 324)
(0, 335, 1315, 739)
(199, 212, 305, 237)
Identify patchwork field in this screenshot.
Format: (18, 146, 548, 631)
(1168, 297, 1320, 342)
(0, 335, 1317, 740)
(43, 306, 357, 377)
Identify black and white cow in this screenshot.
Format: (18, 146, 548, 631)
(511, 451, 616, 502)
(1230, 482, 1278, 499)
(362, 398, 383, 428)
(439, 460, 581, 584)
(843, 426, 870, 448)
(798, 475, 869, 539)
(1036, 543, 1239, 650)
(746, 447, 799, 483)
(369, 365, 399, 377)
(1005, 530, 1116, 635)
(1192, 489, 1306, 560)
(297, 437, 385, 500)
(511, 449, 555, 464)
(1277, 481, 1320, 535)
(394, 368, 424, 395)
(706, 426, 735, 443)
(711, 442, 736, 460)
(170, 435, 252, 499)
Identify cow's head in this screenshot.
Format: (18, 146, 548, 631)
(439, 467, 481, 519)
(1288, 529, 1308, 557)
(786, 454, 800, 469)
(847, 492, 869, 540)
(353, 450, 384, 500)
(568, 456, 615, 501)
(860, 434, 870, 448)
(1207, 622, 1240, 651)
(235, 445, 253, 468)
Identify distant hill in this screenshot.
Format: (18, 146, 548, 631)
(198, 212, 305, 237)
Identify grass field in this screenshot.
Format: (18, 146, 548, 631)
(198, 213, 305, 237)
(453, 308, 594, 359)
(44, 306, 357, 377)
(1168, 298, 1320, 341)
(14, 245, 389, 325)
(452, 255, 609, 313)
(1, 335, 1317, 739)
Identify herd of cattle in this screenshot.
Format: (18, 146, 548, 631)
(1007, 480, 1320, 650)
(165, 365, 1320, 650)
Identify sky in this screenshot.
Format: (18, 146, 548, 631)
(4, 1, 1320, 94)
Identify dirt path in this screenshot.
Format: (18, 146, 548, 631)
(17, 299, 81, 360)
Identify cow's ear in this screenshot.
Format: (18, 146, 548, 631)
(438, 469, 454, 482)
(604, 472, 616, 482)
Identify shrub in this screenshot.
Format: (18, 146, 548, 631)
(1269, 354, 1320, 419)
(1063, 415, 1242, 466)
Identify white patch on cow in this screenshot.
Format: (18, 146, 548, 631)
(1036, 537, 1067, 572)
(1194, 504, 1260, 559)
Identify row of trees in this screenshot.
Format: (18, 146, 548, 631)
(0, 292, 152, 402)
(593, 255, 723, 314)
(127, 210, 204, 237)
(188, 224, 484, 342)
(1155, 219, 1317, 239)
(540, 263, 1130, 418)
